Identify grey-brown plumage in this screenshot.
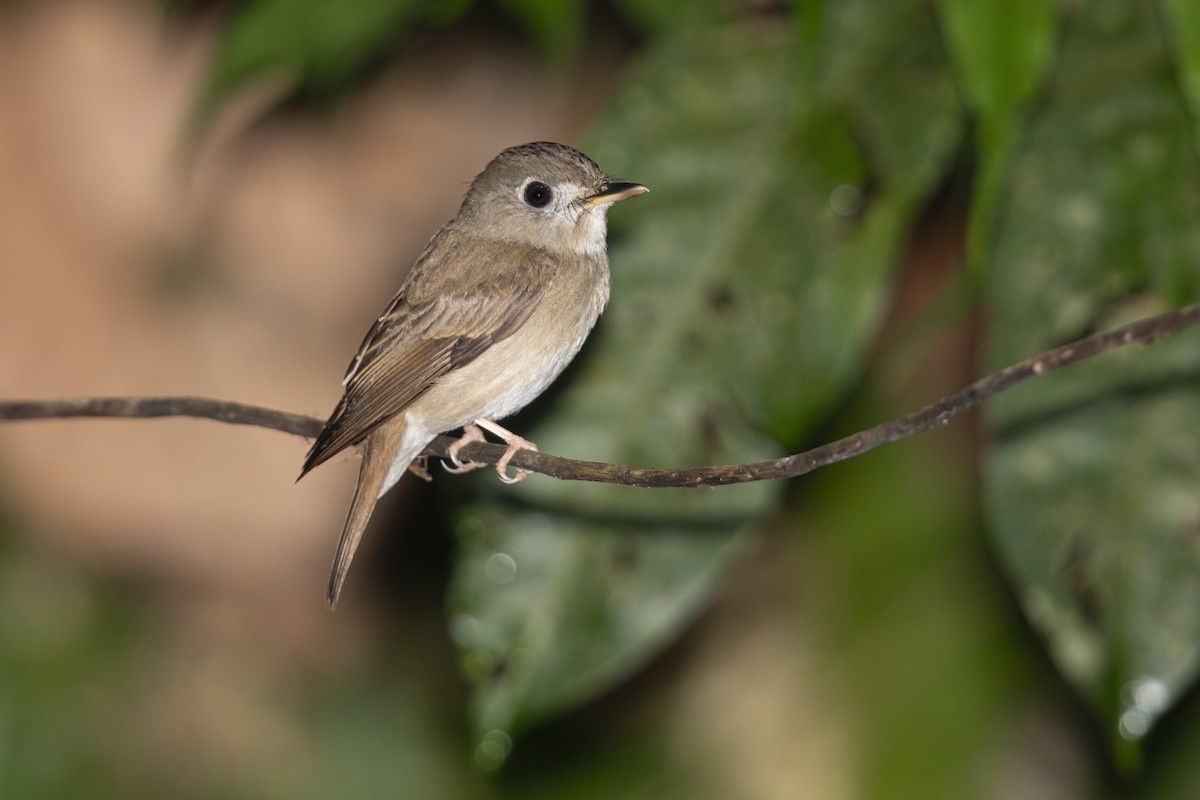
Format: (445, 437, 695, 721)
(300, 142, 647, 608)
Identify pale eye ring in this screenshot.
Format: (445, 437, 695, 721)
(523, 181, 553, 208)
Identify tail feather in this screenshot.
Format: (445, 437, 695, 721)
(325, 416, 409, 609)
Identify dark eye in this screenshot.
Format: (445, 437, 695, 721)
(523, 181, 552, 208)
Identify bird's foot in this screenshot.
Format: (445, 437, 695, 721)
(443, 424, 487, 474)
(475, 419, 538, 484)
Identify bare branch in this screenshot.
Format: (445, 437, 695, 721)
(3, 304, 1199, 488)
(0, 396, 323, 438)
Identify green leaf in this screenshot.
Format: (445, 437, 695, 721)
(203, 0, 424, 111)
(936, 0, 1056, 122)
(449, 2, 962, 753)
(983, 0, 1200, 766)
(935, 0, 1057, 275)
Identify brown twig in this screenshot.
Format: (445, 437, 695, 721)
(2, 304, 1199, 488)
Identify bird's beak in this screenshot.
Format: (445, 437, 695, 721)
(584, 182, 649, 208)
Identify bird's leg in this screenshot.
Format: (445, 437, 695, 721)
(443, 424, 487, 474)
(474, 418, 538, 484)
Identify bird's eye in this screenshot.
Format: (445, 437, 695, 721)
(523, 181, 553, 208)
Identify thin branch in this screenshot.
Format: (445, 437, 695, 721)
(0, 396, 323, 438)
(3, 304, 1199, 488)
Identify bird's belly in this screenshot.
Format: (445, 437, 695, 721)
(405, 299, 600, 433)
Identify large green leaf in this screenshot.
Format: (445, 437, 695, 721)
(449, 2, 962, 756)
(983, 0, 1200, 765)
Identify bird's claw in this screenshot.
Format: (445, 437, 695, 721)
(443, 420, 538, 484)
(407, 455, 433, 482)
(492, 433, 538, 484)
(443, 424, 486, 474)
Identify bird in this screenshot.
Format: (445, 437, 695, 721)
(299, 141, 647, 608)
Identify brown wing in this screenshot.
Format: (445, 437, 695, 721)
(301, 237, 554, 476)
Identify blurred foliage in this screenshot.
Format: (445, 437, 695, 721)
(191, 0, 429, 112)
(7, 0, 1200, 796)
(983, 0, 1200, 771)
(0, 545, 144, 800)
(450, 0, 961, 752)
(801, 381, 1047, 798)
(1164, 0, 1200, 136)
(936, 0, 1056, 276)
(497, 0, 583, 63)
(178, 0, 573, 115)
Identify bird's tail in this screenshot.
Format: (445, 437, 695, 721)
(325, 415, 415, 609)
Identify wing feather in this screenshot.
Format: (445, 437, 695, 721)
(301, 238, 553, 475)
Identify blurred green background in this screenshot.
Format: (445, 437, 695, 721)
(3, 0, 1200, 796)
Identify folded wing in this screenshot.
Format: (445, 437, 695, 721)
(301, 242, 554, 476)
